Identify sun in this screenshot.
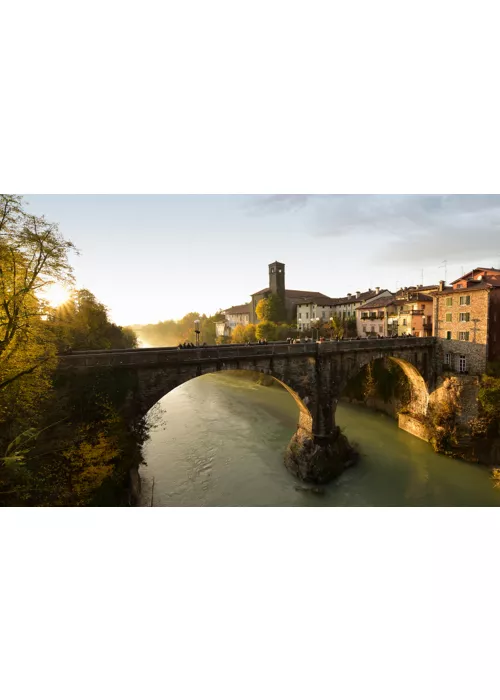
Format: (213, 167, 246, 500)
(44, 282, 71, 308)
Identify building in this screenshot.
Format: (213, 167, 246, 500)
(250, 261, 332, 324)
(330, 289, 390, 320)
(295, 295, 338, 331)
(432, 267, 500, 374)
(296, 289, 392, 332)
(356, 285, 439, 338)
(357, 296, 397, 337)
(215, 303, 252, 338)
(394, 291, 434, 337)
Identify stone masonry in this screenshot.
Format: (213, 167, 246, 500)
(58, 338, 438, 484)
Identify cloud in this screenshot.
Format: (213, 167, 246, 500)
(247, 194, 314, 213)
(253, 194, 500, 264)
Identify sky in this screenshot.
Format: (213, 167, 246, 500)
(25, 194, 500, 326)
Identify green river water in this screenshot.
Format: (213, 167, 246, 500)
(139, 372, 500, 507)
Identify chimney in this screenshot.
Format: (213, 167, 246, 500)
(347, 293, 352, 299)
(439, 280, 445, 292)
(375, 286, 380, 295)
(356, 291, 361, 298)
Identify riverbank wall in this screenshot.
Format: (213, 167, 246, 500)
(398, 414, 429, 442)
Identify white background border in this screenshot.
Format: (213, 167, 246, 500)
(2, 0, 499, 698)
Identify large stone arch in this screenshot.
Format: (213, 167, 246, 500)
(132, 356, 317, 423)
(126, 356, 353, 484)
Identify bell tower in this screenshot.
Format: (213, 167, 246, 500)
(269, 261, 286, 301)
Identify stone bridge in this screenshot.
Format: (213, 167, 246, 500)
(58, 337, 438, 483)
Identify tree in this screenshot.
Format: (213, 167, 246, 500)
(231, 324, 247, 344)
(244, 324, 257, 343)
(0, 194, 75, 390)
(134, 309, 226, 347)
(256, 321, 277, 341)
(47, 289, 138, 350)
(255, 294, 286, 322)
(330, 316, 345, 340)
(275, 323, 297, 341)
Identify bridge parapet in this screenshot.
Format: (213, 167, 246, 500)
(58, 336, 436, 369)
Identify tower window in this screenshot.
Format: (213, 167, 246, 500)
(278, 268, 282, 273)
(271, 267, 275, 273)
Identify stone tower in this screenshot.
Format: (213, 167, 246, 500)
(269, 261, 286, 303)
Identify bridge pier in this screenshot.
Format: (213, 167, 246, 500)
(284, 426, 355, 483)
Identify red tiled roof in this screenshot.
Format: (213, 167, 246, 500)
(358, 296, 397, 310)
(251, 287, 332, 301)
(224, 303, 252, 314)
(450, 267, 500, 285)
(434, 280, 500, 294)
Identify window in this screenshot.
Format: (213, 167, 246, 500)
(403, 318, 407, 326)
(446, 297, 453, 307)
(459, 313, 470, 322)
(278, 268, 282, 273)
(458, 331, 469, 341)
(459, 355, 467, 373)
(298, 313, 302, 320)
(271, 267, 275, 273)
(446, 331, 452, 340)
(445, 353, 451, 366)
(460, 295, 471, 306)
(445, 312, 452, 322)
(379, 325, 383, 333)
(371, 325, 375, 333)
(305, 313, 309, 320)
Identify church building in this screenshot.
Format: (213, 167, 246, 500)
(249, 261, 334, 323)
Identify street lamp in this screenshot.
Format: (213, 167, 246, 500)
(315, 317, 321, 341)
(194, 319, 200, 347)
(330, 316, 334, 341)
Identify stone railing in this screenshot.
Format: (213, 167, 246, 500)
(57, 337, 436, 370)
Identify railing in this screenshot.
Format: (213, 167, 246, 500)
(57, 336, 436, 369)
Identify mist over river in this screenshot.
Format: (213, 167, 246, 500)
(138, 372, 500, 507)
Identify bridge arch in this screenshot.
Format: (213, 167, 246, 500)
(338, 352, 430, 417)
(135, 360, 315, 434)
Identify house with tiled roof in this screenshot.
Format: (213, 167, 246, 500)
(432, 267, 500, 374)
(215, 302, 252, 338)
(296, 288, 392, 332)
(356, 286, 438, 338)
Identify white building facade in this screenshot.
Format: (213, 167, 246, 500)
(297, 289, 391, 331)
(216, 303, 251, 338)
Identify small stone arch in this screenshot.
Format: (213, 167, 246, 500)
(339, 352, 430, 418)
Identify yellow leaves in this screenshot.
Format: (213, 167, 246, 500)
(63, 431, 121, 499)
(492, 468, 500, 488)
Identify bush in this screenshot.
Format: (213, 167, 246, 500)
(256, 321, 277, 341)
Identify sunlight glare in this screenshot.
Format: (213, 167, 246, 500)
(44, 282, 71, 308)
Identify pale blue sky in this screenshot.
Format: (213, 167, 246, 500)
(25, 195, 500, 325)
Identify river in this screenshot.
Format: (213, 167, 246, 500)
(138, 372, 500, 507)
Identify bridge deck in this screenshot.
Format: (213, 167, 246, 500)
(57, 337, 436, 369)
